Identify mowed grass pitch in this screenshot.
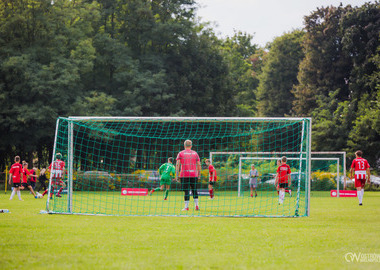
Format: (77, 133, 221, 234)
(1, 192, 379, 269)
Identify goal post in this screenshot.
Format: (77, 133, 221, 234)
(46, 118, 61, 212)
(47, 116, 311, 217)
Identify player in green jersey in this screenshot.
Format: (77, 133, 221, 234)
(149, 157, 176, 200)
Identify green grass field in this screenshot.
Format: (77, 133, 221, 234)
(48, 190, 307, 217)
(1, 191, 379, 269)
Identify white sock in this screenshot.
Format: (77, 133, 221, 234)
(10, 190, 16, 200)
(361, 189, 364, 201)
(358, 190, 362, 204)
(282, 191, 285, 202)
(289, 190, 292, 196)
(17, 191, 22, 200)
(194, 199, 199, 207)
(185, 201, 189, 208)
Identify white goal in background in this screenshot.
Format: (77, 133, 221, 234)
(210, 151, 346, 198)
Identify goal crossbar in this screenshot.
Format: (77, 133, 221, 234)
(68, 116, 310, 122)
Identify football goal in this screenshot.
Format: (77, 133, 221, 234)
(238, 156, 339, 198)
(211, 151, 346, 198)
(46, 117, 311, 217)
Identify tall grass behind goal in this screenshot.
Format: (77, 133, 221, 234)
(47, 117, 311, 217)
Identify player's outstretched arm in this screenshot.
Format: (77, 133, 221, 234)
(275, 173, 279, 186)
(197, 161, 201, 179)
(366, 168, 371, 184)
(158, 164, 164, 176)
(175, 160, 180, 182)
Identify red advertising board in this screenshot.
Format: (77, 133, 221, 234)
(330, 190, 357, 197)
(121, 188, 149, 196)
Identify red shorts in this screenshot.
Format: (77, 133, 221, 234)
(53, 179, 64, 186)
(355, 178, 366, 188)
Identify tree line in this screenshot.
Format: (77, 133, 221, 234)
(0, 0, 379, 172)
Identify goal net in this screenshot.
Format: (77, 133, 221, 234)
(46, 117, 311, 217)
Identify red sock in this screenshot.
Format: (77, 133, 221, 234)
(209, 189, 212, 197)
(57, 187, 63, 194)
(43, 187, 54, 197)
(210, 189, 214, 198)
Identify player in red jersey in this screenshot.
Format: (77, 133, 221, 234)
(176, 140, 201, 211)
(21, 162, 38, 198)
(276, 158, 291, 197)
(29, 167, 38, 191)
(9, 156, 23, 200)
(205, 159, 217, 199)
(43, 153, 66, 198)
(275, 156, 291, 205)
(350, 150, 370, 206)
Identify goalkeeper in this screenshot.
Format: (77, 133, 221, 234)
(149, 157, 176, 200)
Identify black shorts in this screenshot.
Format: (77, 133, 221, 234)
(181, 177, 198, 191)
(279, 183, 288, 189)
(209, 181, 215, 186)
(22, 182, 31, 188)
(13, 183, 21, 188)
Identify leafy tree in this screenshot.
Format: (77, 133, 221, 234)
(1, 0, 378, 173)
(347, 92, 380, 165)
(72, 91, 117, 116)
(256, 30, 304, 116)
(220, 31, 260, 116)
(0, 0, 99, 165)
(292, 5, 350, 116)
(165, 28, 234, 116)
(293, 2, 380, 167)
(311, 91, 355, 151)
(347, 44, 380, 169)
